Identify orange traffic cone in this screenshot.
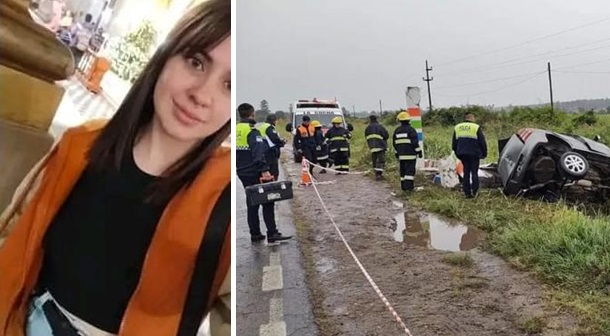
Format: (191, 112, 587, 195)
(300, 158, 312, 185)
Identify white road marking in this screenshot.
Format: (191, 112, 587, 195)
(260, 297, 286, 336)
(270, 250, 281, 266)
(259, 322, 286, 336)
(269, 297, 284, 322)
(262, 265, 283, 292)
(260, 250, 286, 336)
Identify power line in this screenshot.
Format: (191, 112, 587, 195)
(554, 57, 610, 70)
(434, 71, 546, 97)
(434, 16, 610, 67)
(435, 37, 610, 76)
(434, 70, 543, 89)
(554, 70, 610, 74)
(436, 42, 610, 77)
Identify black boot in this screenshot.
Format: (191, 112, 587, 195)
(268, 233, 292, 243)
(251, 234, 266, 243)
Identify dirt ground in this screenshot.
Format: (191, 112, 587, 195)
(282, 149, 579, 336)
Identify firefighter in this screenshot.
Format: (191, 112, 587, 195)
(452, 113, 487, 198)
(258, 114, 286, 179)
(325, 116, 352, 174)
(293, 115, 317, 175)
(393, 111, 422, 191)
(236, 103, 292, 243)
(312, 120, 328, 174)
(364, 114, 389, 180)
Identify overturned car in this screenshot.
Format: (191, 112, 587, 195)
(498, 128, 610, 201)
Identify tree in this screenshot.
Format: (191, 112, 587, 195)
(260, 100, 270, 113)
(275, 110, 286, 120)
(254, 110, 268, 122)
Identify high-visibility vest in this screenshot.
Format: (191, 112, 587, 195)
(258, 122, 276, 148)
(297, 124, 316, 138)
(236, 122, 253, 150)
(454, 122, 480, 140)
(258, 122, 271, 138)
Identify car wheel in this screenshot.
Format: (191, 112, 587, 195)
(558, 152, 589, 179)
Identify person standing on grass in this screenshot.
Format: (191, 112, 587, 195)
(393, 112, 422, 192)
(364, 114, 389, 180)
(452, 113, 487, 198)
(0, 1, 232, 335)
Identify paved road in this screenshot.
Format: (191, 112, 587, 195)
(236, 164, 318, 336)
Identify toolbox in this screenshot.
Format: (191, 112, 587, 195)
(245, 180, 294, 206)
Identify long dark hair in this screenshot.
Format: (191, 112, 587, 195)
(88, 0, 230, 203)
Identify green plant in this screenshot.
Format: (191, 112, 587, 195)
(108, 20, 157, 83)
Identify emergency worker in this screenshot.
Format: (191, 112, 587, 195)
(392, 112, 422, 191)
(325, 117, 351, 174)
(237, 103, 291, 243)
(452, 113, 487, 198)
(364, 114, 389, 180)
(258, 114, 285, 179)
(293, 115, 316, 174)
(312, 120, 329, 174)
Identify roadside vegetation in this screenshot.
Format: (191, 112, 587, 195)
(277, 106, 610, 334)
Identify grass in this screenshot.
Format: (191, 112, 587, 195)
(442, 252, 474, 268)
(518, 316, 547, 335)
(317, 116, 610, 334)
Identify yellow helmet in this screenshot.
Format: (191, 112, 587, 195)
(311, 120, 322, 128)
(397, 111, 410, 121)
(331, 116, 343, 124)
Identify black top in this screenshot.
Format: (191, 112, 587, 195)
(40, 152, 170, 333)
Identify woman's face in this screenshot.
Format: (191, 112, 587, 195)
(153, 36, 231, 143)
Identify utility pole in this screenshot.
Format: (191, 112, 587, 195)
(379, 99, 382, 115)
(547, 62, 554, 115)
(423, 60, 434, 113)
(352, 105, 356, 118)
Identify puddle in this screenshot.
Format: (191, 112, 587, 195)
(392, 212, 482, 251)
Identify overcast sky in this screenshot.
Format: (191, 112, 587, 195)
(237, 0, 610, 113)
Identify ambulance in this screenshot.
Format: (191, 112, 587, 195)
(285, 98, 353, 162)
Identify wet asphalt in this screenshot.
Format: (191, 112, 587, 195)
(236, 164, 318, 336)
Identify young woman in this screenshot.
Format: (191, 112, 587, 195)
(0, 0, 231, 335)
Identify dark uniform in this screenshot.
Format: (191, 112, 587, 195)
(452, 121, 487, 197)
(258, 121, 284, 179)
(364, 120, 389, 179)
(325, 125, 352, 172)
(393, 122, 421, 191)
(293, 123, 317, 174)
(313, 126, 329, 172)
(236, 119, 279, 238)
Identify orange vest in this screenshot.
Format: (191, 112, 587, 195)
(297, 124, 315, 138)
(0, 122, 231, 335)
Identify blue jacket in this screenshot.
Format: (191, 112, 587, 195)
(236, 119, 269, 177)
(452, 121, 487, 159)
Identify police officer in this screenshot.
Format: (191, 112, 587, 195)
(293, 115, 317, 175)
(393, 112, 422, 191)
(236, 103, 291, 243)
(364, 114, 389, 180)
(325, 117, 352, 174)
(258, 114, 286, 179)
(312, 120, 329, 174)
(452, 113, 487, 198)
